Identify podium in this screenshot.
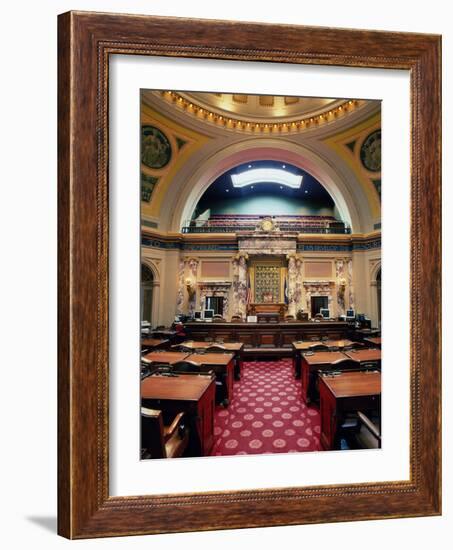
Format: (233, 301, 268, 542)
(248, 303, 286, 321)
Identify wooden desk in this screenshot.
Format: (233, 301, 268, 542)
(363, 337, 382, 349)
(141, 374, 215, 456)
(319, 371, 381, 450)
(141, 338, 169, 350)
(176, 341, 244, 380)
(300, 351, 348, 404)
(345, 349, 381, 364)
(186, 352, 235, 405)
(143, 351, 189, 364)
(292, 340, 354, 379)
(185, 320, 349, 349)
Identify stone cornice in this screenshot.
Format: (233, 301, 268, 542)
(141, 229, 381, 252)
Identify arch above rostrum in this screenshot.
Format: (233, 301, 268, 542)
(165, 139, 372, 234)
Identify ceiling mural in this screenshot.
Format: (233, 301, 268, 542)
(141, 125, 172, 169)
(360, 130, 381, 173)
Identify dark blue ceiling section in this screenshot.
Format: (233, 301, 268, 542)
(197, 160, 334, 206)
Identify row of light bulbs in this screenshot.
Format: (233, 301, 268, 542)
(161, 91, 359, 132)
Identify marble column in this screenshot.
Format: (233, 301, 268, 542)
(286, 253, 303, 316)
(347, 259, 355, 310)
(232, 252, 248, 319)
(176, 258, 186, 315)
(335, 259, 347, 316)
(187, 258, 199, 315)
(294, 255, 304, 314)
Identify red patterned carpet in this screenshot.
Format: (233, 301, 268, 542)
(210, 359, 322, 456)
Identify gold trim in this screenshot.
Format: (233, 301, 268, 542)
(160, 91, 362, 134)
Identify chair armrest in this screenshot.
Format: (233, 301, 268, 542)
(357, 411, 381, 441)
(164, 412, 186, 440)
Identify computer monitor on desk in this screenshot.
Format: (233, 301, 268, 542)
(346, 309, 355, 320)
(194, 311, 202, 321)
(203, 309, 214, 321)
(320, 308, 330, 319)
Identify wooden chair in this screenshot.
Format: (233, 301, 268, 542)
(330, 358, 361, 371)
(141, 361, 171, 379)
(206, 344, 227, 353)
(308, 344, 329, 352)
(344, 342, 365, 351)
(361, 361, 380, 372)
(171, 360, 202, 373)
(171, 344, 194, 353)
(338, 410, 381, 450)
(141, 408, 189, 459)
(212, 315, 226, 322)
(355, 411, 381, 448)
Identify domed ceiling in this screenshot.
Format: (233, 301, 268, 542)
(179, 92, 345, 122)
(145, 90, 366, 134)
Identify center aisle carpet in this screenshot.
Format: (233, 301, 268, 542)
(210, 359, 322, 456)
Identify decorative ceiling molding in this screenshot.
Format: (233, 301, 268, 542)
(157, 90, 364, 134)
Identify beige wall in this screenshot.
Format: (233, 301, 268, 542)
(141, 247, 180, 327)
(352, 248, 381, 327)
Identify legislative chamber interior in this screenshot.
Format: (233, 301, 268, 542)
(140, 90, 382, 459)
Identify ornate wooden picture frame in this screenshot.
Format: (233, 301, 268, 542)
(58, 11, 441, 538)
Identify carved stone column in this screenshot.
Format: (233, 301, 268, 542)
(347, 259, 355, 309)
(335, 259, 347, 316)
(286, 253, 303, 316)
(232, 252, 248, 319)
(176, 258, 186, 315)
(294, 255, 304, 314)
(186, 258, 199, 315)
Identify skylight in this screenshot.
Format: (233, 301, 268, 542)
(231, 168, 303, 189)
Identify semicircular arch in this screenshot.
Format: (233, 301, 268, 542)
(166, 139, 371, 233)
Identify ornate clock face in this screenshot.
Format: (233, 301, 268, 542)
(360, 130, 381, 172)
(141, 125, 172, 169)
(261, 219, 274, 232)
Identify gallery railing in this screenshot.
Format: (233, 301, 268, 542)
(181, 220, 351, 234)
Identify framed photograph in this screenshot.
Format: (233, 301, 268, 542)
(58, 11, 441, 538)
